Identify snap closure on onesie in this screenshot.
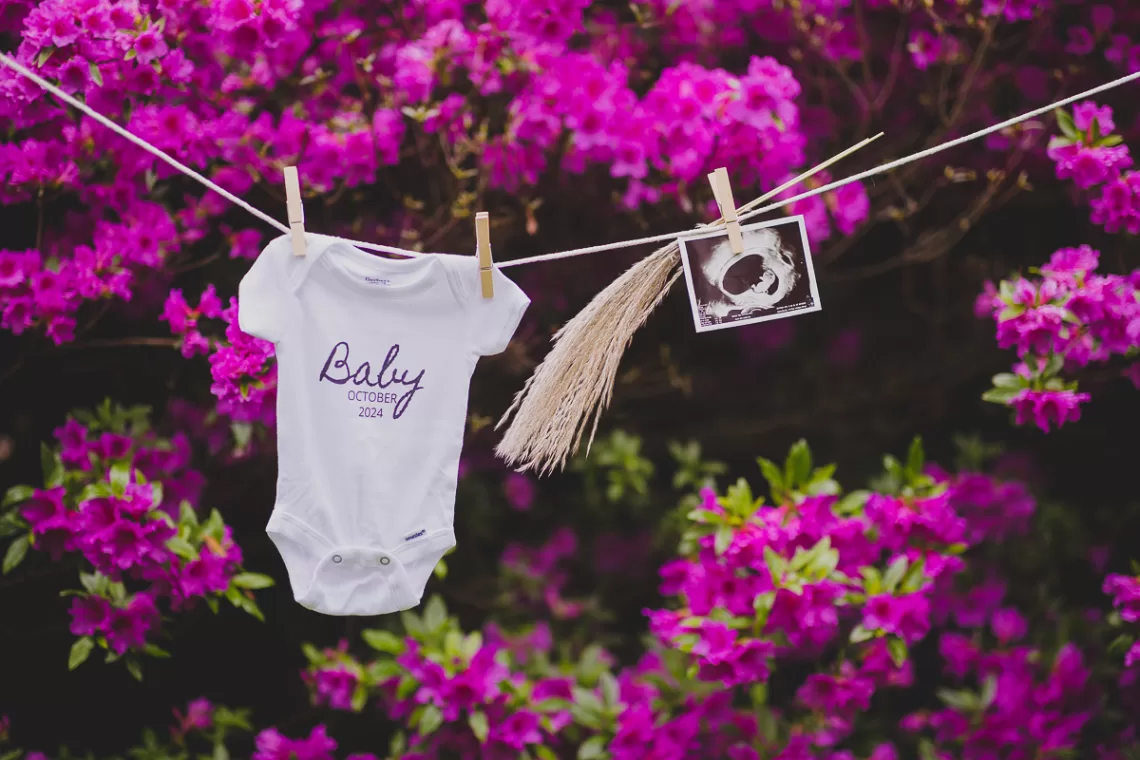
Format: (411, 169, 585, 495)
(266, 511, 455, 616)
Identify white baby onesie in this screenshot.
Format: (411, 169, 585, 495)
(238, 233, 529, 616)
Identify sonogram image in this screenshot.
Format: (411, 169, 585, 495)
(679, 217, 821, 332)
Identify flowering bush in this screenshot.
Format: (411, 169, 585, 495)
(974, 100, 1140, 431)
(0, 401, 273, 678)
(3, 433, 1140, 757)
(3, 0, 1140, 756)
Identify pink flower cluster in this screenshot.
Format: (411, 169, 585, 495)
(646, 485, 946, 730)
(639, 447, 1036, 754)
(609, 679, 771, 760)
(301, 640, 363, 712)
(0, 0, 884, 362)
(205, 297, 276, 428)
(1048, 102, 1140, 235)
(907, 628, 1094, 757)
(160, 285, 222, 358)
(1105, 573, 1140, 667)
(2, 404, 269, 668)
(500, 527, 588, 619)
(253, 725, 337, 760)
(976, 244, 1140, 432)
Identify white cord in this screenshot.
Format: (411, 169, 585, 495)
(0, 54, 293, 237)
(734, 69, 1140, 225)
(3, 51, 1138, 269)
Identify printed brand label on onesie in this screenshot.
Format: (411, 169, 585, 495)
(317, 340, 426, 421)
(404, 529, 426, 542)
(363, 276, 393, 286)
(677, 215, 821, 333)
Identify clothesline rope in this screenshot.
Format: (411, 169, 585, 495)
(3, 52, 1138, 267)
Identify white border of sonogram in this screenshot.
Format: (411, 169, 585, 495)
(677, 215, 822, 334)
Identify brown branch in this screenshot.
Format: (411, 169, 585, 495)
(827, 170, 1022, 282)
(872, 21, 909, 112)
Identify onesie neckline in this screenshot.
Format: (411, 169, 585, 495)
(313, 235, 443, 298)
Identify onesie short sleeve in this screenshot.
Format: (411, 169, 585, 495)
(238, 236, 293, 344)
(468, 267, 530, 356)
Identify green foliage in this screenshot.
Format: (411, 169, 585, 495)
(756, 439, 840, 505)
(573, 430, 655, 506)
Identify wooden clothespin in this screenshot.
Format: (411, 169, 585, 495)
(708, 167, 744, 255)
(475, 211, 494, 299)
(283, 166, 306, 257)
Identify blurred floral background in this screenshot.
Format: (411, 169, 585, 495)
(2, 0, 1140, 758)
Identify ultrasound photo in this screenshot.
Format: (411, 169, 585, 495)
(678, 216, 821, 333)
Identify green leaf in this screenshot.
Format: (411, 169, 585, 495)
(713, 524, 733, 555)
(3, 535, 29, 575)
(362, 629, 405, 654)
(423, 595, 447, 632)
(574, 684, 604, 707)
(887, 637, 907, 667)
(200, 509, 225, 541)
(351, 683, 368, 712)
(41, 443, 62, 487)
(979, 673, 997, 709)
(69, 636, 94, 670)
(1043, 353, 1065, 377)
(36, 46, 55, 67)
(534, 747, 559, 760)
(179, 500, 199, 529)
(882, 556, 908, 592)
(578, 736, 607, 760)
(230, 572, 275, 590)
(756, 457, 784, 494)
(982, 387, 1020, 404)
(433, 558, 448, 579)
(1099, 134, 1124, 147)
(108, 461, 131, 493)
(2, 485, 35, 509)
(860, 566, 883, 595)
(126, 657, 143, 681)
(1055, 108, 1079, 141)
(400, 610, 424, 637)
(468, 710, 489, 743)
(213, 742, 230, 760)
(462, 631, 483, 659)
(849, 625, 873, 643)
(166, 537, 197, 561)
(763, 546, 785, 583)
(236, 595, 265, 622)
(937, 688, 980, 712)
(368, 659, 404, 682)
(906, 437, 924, 477)
(991, 373, 1021, 389)
(785, 440, 812, 489)
(599, 672, 620, 707)
(835, 490, 869, 515)
(899, 555, 927, 593)
(0, 750, 24, 760)
(418, 704, 443, 736)
(143, 644, 170, 658)
(78, 482, 114, 503)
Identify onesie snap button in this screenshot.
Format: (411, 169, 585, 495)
(332, 554, 343, 563)
(380, 556, 391, 566)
